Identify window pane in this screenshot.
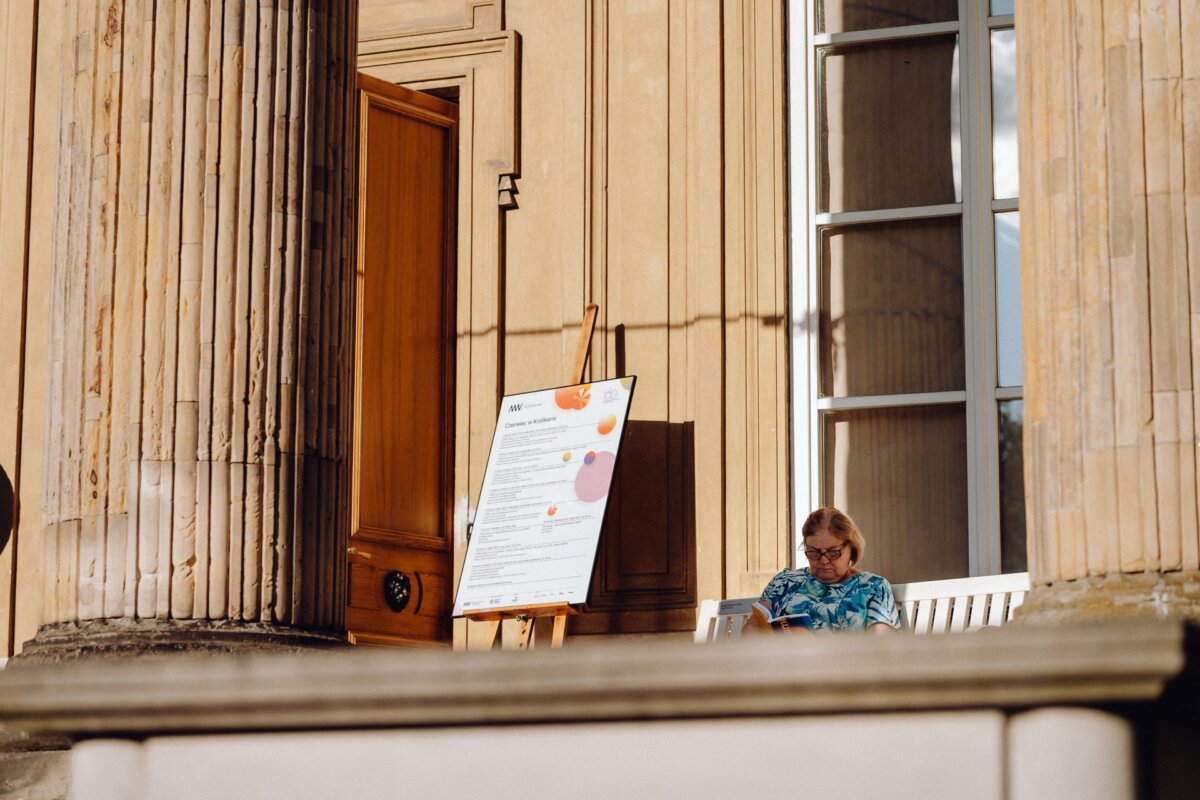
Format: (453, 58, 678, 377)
(822, 404, 968, 584)
(991, 28, 1018, 198)
(817, 0, 957, 34)
(819, 36, 961, 213)
(999, 400, 1027, 573)
(990, 0, 1014, 15)
(821, 218, 964, 397)
(995, 211, 1022, 386)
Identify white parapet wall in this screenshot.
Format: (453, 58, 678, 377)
(73, 712, 1010, 800)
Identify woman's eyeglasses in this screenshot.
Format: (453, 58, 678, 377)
(803, 546, 844, 563)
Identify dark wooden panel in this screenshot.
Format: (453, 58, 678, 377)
(346, 539, 452, 647)
(358, 101, 450, 541)
(572, 420, 697, 634)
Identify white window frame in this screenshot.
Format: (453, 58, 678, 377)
(787, 1, 1021, 575)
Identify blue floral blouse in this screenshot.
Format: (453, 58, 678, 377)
(759, 568, 900, 631)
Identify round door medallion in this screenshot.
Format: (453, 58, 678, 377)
(383, 571, 411, 613)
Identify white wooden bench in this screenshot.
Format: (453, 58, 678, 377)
(694, 572, 1030, 643)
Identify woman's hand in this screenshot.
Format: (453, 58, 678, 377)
(741, 610, 774, 636)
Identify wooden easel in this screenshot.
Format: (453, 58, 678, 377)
(465, 304, 600, 651)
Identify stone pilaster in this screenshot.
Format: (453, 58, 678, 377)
(1016, 0, 1200, 622)
(33, 0, 358, 655)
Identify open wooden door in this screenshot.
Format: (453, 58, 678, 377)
(348, 74, 457, 647)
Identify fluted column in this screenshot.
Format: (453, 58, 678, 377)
(33, 0, 357, 655)
(1017, 0, 1200, 621)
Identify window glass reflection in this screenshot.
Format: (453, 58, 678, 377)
(995, 211, 1022, 387)
(991, 0, 1014, 15)
(817, 0, 957, 33)
(819, 36, 961, 213)
(991, 28, 1018, 198)
(822, 404, 968, 584)
(998, 400, 1026, 573)
(821, 218, 964, 397)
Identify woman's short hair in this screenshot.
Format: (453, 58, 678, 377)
(801, 506, 865, 566)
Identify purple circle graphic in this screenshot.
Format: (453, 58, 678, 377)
(574, 450, 616, 502)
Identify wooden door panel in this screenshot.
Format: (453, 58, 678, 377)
(347, 541, 451, 646)
(359, 90, 449, 541)
(350, 73, 457, 647)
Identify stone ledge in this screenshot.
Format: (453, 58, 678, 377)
(0, 730, 70, 800)
(0, 620, 1190, 737)
(13, 619, 349, 665)
(0, 749, 68, 800)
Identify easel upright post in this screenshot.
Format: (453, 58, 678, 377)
(571, 303, 599, 385)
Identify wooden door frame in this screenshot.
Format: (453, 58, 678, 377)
(358, 32, 520, 649)
(348, 74, 459, 646)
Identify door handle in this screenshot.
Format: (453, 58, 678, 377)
(347, 546, 373, 560)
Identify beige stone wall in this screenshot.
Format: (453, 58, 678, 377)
(721, 0, 792, 598)
(360, 0, 792, 620)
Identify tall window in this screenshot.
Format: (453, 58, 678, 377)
(788, 1, 1022, 583)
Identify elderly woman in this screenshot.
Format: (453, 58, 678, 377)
(748, 507, 899, 634)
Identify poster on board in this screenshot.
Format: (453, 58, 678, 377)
(452, 376, 636, 616)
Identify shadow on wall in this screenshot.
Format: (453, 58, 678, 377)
(0, 464, 12, 553)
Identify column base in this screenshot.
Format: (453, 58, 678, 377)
(12, 618, 348, 665)
(1015, 570, 1200, 625)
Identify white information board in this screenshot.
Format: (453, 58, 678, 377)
(453, 377, 636, 616)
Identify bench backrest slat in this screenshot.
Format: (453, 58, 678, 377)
(1008, 590, 1026, 621)
(696, 572, 1031, 643)
(948, 593, 972, 632)
(968, 591, 990, 628)
(986, 592, 1007, 626)
(931, 596, 953, 634)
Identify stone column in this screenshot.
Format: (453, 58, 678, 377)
(28, 0, 357, 658)
(1008, 708, 1135, 800)
(1016, 0, 1200, 621)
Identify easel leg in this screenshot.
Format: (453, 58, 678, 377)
(532, 614, 568, 648)
(467, 619, 501, 651)
(466, 613, 570, 650)
(501, 618, 535, 650)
